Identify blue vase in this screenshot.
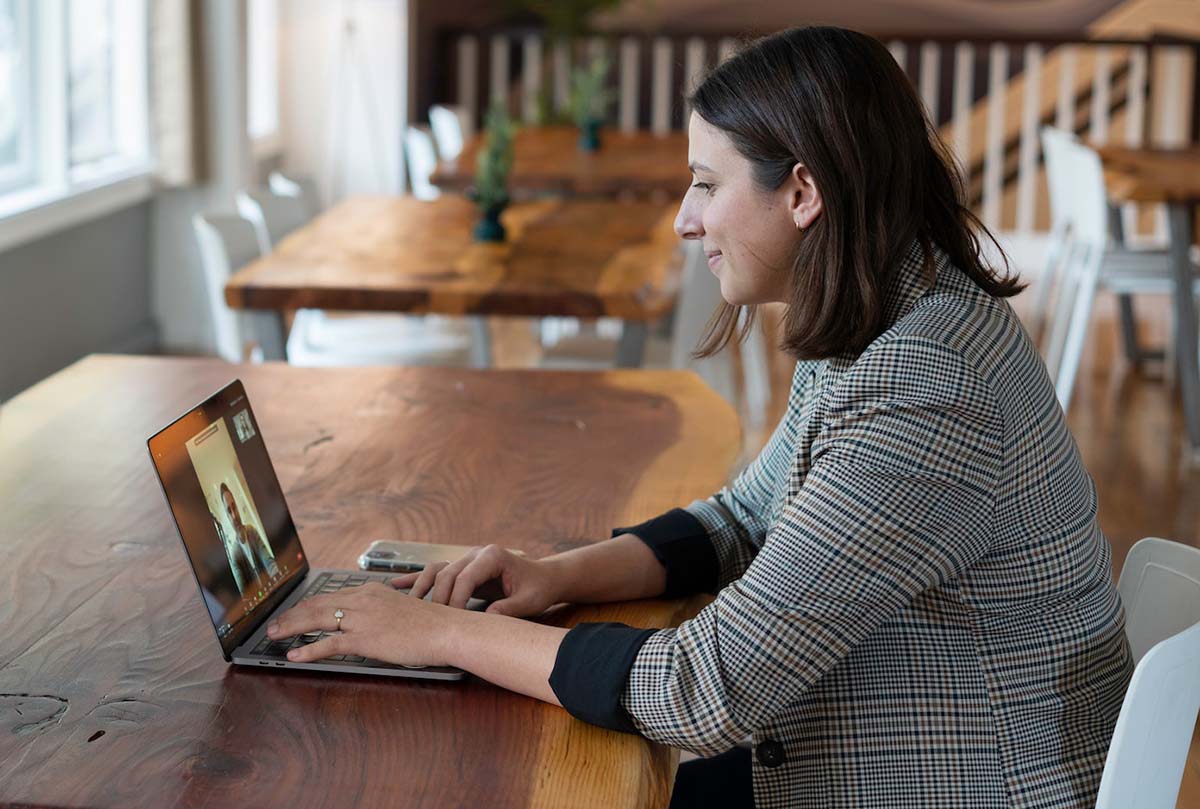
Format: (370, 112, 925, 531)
(473, 204, 507, 242)
(578, 119, 602, 152)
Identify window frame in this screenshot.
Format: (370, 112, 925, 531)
(0, 0, 153, 254)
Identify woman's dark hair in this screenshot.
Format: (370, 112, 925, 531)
(689, 26, 1024, 359)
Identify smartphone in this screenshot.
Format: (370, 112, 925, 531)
(357, 540, 525, 573)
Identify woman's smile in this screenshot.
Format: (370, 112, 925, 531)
(705, 249, 723, 270)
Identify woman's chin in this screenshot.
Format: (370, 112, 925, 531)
(718, 284, 749, 307)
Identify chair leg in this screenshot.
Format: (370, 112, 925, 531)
(1055, 249, 1104, 413)
(1032, 223, 1067, 345)
(1044, 240, 1081, 381)
(1117, 294, 1143, 365)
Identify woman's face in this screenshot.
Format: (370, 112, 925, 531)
(674, 113, 815, 306)
(222, 489, 242, 529)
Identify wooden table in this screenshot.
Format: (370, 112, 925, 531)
(225, 195, 683, 367)
(430, 126, 690, 198)
(0, 355, 740, 809)
(1097, 145, 1200, 458)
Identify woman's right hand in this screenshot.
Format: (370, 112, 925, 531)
(390, 545, 564, 618)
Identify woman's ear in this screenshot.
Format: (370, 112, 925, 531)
(788, 163, 823, 230)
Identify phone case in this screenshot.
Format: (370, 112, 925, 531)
(357, 540, 525, 572)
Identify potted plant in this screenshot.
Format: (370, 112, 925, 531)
(471, 103, 516, 242)
(568, 53, 615, 152)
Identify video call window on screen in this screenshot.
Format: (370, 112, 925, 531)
(185, 414, 285, 629)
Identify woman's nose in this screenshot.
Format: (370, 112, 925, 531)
(674, 198, 704, 240)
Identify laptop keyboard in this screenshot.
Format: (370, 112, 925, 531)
(247, 572, 424, 669)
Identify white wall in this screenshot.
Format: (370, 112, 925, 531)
(0, 203, 156, 401)
(279, 0, 410, 205)
(151, 1, 255, 355)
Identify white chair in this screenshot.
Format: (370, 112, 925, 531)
(1096, 537, 1200, 809)
(235, 188, 310, 256)
(268, 170, 322, 219)
(195, 210, 473, 368)
(1117, 537, 1200, 664)
(429, 104, 471, 162)
(1038, 128, 1200, 412)
(192, 215, 279, 363)
(1029, 127, 1075, 342)
(540, 241, 772, 425)
(404, 125, 441, 201)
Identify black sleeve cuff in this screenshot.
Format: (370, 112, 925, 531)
(548, 622, 658, 734)
(613, 508, 718, 597)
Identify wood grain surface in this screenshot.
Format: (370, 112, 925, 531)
(430, 127, 690, 198)
(224, 195, 683, 320)
(0, 355, 740, 809)
(1096, 145, 1200, 204)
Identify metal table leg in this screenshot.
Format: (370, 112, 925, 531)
(615, 321, 648, 368)
(246, 310, 287, 361)
(1167, 201, 1200, 459)
(470, 316, 493, 368)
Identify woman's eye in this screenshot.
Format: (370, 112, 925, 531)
(691, 182, 713, 194)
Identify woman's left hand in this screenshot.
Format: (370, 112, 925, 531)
(266, 581, 461, 667)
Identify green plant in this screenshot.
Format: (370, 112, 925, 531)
(472, 104, 517, 210)
(505, 0, 627, 42)
(567, 53, 615, 128)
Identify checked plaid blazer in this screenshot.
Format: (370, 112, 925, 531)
(549, 242, 1133, 809)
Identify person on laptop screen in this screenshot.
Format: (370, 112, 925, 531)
(267, 26, 1131, 809)
(220, 482, 278, 585)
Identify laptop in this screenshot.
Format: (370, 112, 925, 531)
(148, 379, 486, 681)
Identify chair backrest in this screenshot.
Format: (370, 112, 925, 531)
(1040, 126, 1077, 234)
(429, 104, 466, 161)
(1047, 130, 1110, 249)
(268, 170, 323, 219)
(405, 125, 441, 201)
(1094, 618, 1200, 809)
(192, 215, 262, 363)
(235, 188, 310, 254)
(1118, 537, 1200, 663)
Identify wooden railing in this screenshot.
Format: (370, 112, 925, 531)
(430, 27, 1200, 240)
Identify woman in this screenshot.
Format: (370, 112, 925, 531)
(267, 27, 1132, 809)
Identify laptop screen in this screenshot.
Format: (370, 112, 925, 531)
(148, 380, 307, 657)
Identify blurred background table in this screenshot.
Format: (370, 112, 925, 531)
(225, 195, 683, 368)
(431, 126, 690, 198)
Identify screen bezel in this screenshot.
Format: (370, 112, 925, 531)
(147, 379, 310, 660)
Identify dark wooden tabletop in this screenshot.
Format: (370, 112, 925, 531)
(430, 126, 690, 198)
(0, 355, 740, 809)
(224, 195, 683, 321)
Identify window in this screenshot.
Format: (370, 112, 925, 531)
(0, 0, 33, 194)
(0, 0, 150, 229)
(247, 0, 279, 150)
(68, 0, 117, 167)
